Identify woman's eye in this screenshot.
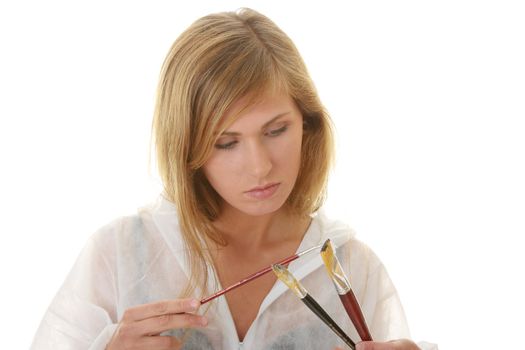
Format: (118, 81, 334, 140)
(214, 140, 237, 150)
(267, 125, 288, 137)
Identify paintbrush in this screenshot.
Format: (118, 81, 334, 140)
(320, 239, 372, 341)
(200, 244, 322, 304)
(272, 264, 356, 349)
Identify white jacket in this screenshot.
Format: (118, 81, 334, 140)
(31, 195, 437, 349)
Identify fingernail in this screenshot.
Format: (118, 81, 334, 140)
(190, 299, 199, 310)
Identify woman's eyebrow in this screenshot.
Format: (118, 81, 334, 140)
(221, 112, 291, 136)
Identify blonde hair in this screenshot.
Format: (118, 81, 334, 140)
(152, 8, 335, 297)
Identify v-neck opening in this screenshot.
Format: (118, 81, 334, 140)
(217, 214, 321, 346)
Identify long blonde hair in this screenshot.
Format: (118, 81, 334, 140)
(152, 8, 335, 297)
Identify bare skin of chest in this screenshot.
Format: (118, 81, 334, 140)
(219, 265, 277, 340)
(213, 244, 297, 341)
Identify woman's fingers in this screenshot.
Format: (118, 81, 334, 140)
(106, 298, 207, 349)
(118, 298, 207, 337)
(123, 298, 200, 322)
(135, 311, 208, 336)
(356, 339, 420, 350)
(135, 335, 183, 350)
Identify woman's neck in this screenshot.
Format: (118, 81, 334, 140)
(211, 205, 310, 252)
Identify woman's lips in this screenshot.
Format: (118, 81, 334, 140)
(245, 183, 280, 199)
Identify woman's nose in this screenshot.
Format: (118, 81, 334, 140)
(244, 139, 272, 178)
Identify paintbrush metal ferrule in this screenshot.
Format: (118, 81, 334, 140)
(272, 264, 356, 349)
(271, 264, 307, 298)
(296, 244, 322, 257)
(320, 239, 372, 341)
(320, 239, 352, 294)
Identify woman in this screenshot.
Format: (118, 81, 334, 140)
(31, 8, 435, 350)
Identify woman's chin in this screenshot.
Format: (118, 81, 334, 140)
(231, 198, 287, 217)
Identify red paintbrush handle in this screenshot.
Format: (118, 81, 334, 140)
(340, 291, 372, 341)
(200, 253, 299, 304)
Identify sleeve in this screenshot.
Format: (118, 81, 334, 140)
(30, 222, 119, 350)
(360, 247, 438, 349)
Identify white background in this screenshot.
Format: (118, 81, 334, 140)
(1, 1, 524, 349)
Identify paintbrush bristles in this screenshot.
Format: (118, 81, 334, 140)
(320, 239, 352, 294)
(271, 264, 307, 298)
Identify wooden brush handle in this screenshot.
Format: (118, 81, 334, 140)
(303, 294, 356, 349)
(340, 292, 372, 341)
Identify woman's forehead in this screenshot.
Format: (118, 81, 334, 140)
(215, 92, 297, 134)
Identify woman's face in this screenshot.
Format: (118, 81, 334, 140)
(202, 93, 303, 217)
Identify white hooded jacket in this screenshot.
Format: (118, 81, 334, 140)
(31, 195, 437, 350)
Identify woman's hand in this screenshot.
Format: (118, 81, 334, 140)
(106, 298, 208, 350)
(335, 339, 420, 350)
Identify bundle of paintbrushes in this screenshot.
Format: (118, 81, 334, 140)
(200, 239, 371, 348)
(271, 239, 373, 348)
